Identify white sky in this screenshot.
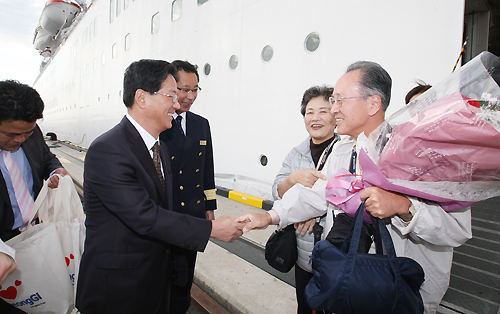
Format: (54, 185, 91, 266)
(0, 0, 49, 86)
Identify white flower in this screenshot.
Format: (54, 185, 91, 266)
(481, 92, 492, 100)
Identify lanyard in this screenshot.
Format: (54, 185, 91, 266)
(315, 134, 340, 171)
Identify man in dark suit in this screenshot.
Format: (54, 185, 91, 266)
(159, 60, 216, 314)
(0, 80, 68, 313)
(76, 59, 243, 314)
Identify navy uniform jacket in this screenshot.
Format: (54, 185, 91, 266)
(76, 117, 212, 314)
(0, 125, 62, 241)
(160, 111, 216, 219)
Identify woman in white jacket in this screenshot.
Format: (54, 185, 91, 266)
(272, 85, 338, 314)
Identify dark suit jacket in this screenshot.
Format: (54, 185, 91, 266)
(159, 111, 216, 219)
(76, 117, 212, 314)
(0, 125, 62, 241)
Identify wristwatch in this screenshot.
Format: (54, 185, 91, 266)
(399, 204, 416, 221)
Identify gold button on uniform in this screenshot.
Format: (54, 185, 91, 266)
(180, 186, 184, 190)
(179, 170, 182, 174)
(197, 200, 201, 204)
(195, 169, 199, 172)
(199, 152, 202, 156)
(181, 202, 185, 206)
(196, 185, 200, 188)
(171, 156, 175, 160)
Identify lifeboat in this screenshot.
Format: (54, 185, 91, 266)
(39, 0, 82, 37)
(33, 26, 62, 57)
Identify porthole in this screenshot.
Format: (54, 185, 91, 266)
(112, 43, 118, 58)
(172, 0, 182, 21)
(125, 33, 131, 50)
(101, 52, 106, 65)
(261, 45, 273, 62)
(109, 0, 115, 23)
(229, 55, 238, 70)
(116, 0, 122, 17)
(198, 0, 208, 4)
(204, 63, 211, 76)
(259, 154, 268, 167)
(151, 12, 160, 34)
(305, 32, 320, 52)
(94, 17, 98, 37)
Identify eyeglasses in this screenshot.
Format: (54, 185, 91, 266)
(329, 95, 365, 107)
(153, 92, 179, 103)
(177, 87, 202, 94)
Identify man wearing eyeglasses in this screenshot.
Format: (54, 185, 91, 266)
(76, 59, 243, 314)
(237, 61, 472, 313)
(159, 60, 216, 314)
(0, 80, 68, 314)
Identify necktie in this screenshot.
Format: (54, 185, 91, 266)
(2, 151, 35, 228)
(176, 116, 185, 136)
(152, 142, 165, 192)
(349, 145, 357, 174)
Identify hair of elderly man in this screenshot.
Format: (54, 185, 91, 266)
(300, 85, 334, 116)
(0, 80, 44, 124)
(122, 59, 178, 108)
(346, 61, 392, 112)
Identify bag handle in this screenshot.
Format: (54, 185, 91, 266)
(25, 174, 83, 229)
(24, 176, 51, 230)
(375, 214, 405, 286)
(335, 201, 367, 303)
(38, 175, 84, 223)
(337, 201, 405, 303)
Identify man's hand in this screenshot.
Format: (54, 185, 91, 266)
(360, 187, 412, 219)
(206, 210, 215, 221)
(234, 212, 272, 233)
(0, 253, 16, 289)
(48, 168, 69, 189)
(294, 218, 316, 235)
(210, 216, 244, 242)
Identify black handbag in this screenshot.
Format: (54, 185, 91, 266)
(264, 224, 297, 273)
(305, 201, 425, 314)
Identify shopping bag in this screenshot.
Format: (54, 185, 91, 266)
(37, 175, 85, 290)
(0, 175, 85, 314)
(305, 201, 425, 314)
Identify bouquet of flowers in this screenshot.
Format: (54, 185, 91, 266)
(326, 51, 500, 221)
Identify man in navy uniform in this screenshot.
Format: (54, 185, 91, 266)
(159, 60, 216, 314)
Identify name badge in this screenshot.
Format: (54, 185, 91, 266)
(200, 140, 207, 146)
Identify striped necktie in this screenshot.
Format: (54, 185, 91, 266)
(2, 151, 35, 229)
(152, 142, 165, 192)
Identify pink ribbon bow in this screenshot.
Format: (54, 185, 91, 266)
(325, 168, 374, 223)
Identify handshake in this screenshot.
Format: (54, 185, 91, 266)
(209, 212, 274, 243)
